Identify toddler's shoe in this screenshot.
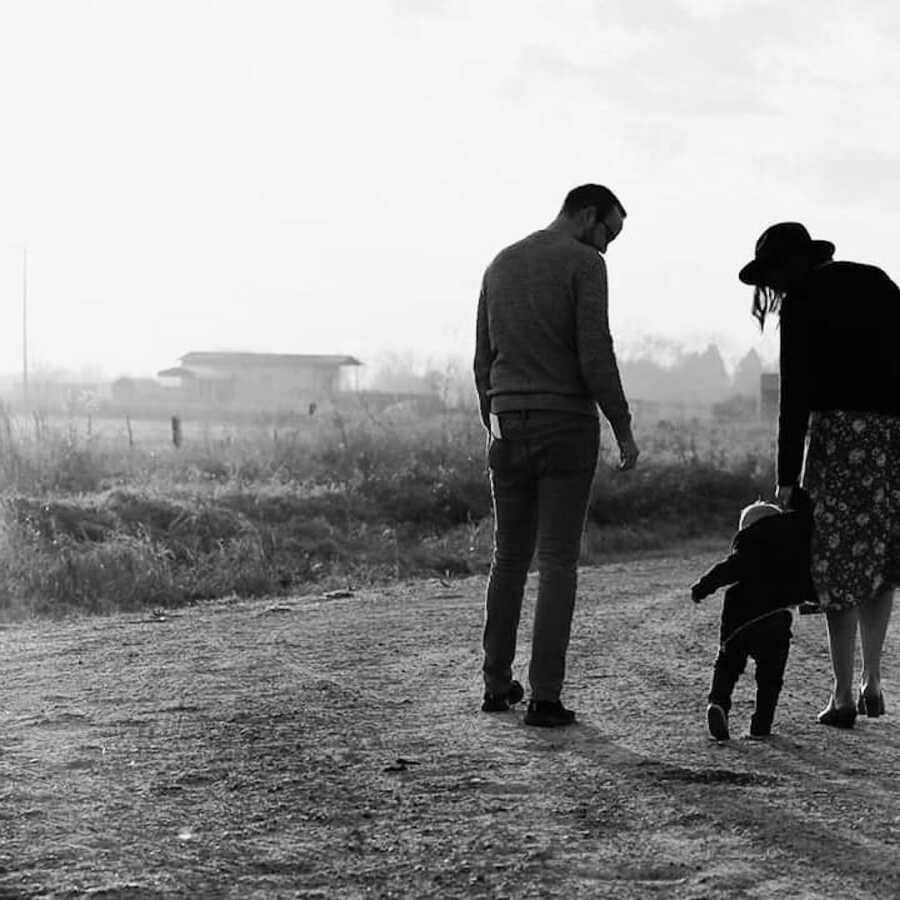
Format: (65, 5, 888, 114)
(748, 714, 773, 739)
(706, 703, 730, 741)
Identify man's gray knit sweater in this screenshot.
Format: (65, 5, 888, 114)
(474, 228, 631, 440)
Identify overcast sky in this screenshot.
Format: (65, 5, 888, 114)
(0, 0, 898, 380)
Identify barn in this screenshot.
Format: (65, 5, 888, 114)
(157, 352, 363, 408)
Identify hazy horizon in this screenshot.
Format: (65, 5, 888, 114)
(1, 1, 896, 379)
(0, 330, 777, 388)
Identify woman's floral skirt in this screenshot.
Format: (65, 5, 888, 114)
(802, 410, 900, 612)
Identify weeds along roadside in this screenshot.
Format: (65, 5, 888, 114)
(0, 407, 776, 619)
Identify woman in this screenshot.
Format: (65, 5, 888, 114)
(739, 222, 900, 728)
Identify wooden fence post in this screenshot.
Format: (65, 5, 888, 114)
(171, 415, 182, 448)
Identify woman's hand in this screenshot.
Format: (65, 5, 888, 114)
(775, 485, 795, 509)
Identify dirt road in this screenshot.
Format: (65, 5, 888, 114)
(1, 549, 899, 899)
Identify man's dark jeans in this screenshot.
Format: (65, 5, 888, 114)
(482, 410, 599, 702)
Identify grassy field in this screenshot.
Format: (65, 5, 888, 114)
(0, 403, 777, 619)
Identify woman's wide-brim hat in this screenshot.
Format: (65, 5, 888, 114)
(739, 222, 835, 285)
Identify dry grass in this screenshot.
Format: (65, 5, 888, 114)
(0, 403, 776, 618)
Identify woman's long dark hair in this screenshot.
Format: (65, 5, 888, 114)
(751, 285, 785, 331)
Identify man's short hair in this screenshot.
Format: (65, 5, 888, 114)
(561, 184, 626, 219)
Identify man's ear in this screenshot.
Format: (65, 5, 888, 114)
(576, 207, 596, 238)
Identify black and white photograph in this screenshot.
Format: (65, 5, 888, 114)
(0, 2, 898, 897)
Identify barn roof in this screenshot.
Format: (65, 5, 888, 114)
(177, 352, 363, 369)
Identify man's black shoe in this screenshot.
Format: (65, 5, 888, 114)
(481, 680, 525, 712)
(524, 699, 576, 727)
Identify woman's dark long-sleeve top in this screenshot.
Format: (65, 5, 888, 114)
(777, 261, 900, 486)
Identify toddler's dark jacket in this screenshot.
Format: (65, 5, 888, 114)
(691, 491, 817, 644)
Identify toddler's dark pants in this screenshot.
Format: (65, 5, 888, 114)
(708, 610, 792, 735)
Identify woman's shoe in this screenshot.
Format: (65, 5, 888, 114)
(857, 688, 886, 718)
(817, 704, 857, 729)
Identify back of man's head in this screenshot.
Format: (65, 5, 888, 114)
(561, 184, 626, 220)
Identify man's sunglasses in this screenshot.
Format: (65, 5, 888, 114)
(600, 219, 621, 244)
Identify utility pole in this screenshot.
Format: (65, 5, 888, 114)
(22, 246, 28, 405)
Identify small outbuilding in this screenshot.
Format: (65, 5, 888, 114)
(157, 351, 363, 408)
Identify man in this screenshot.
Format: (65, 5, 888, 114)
(474, 183, 639, 727)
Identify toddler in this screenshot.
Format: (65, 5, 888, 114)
(691, 489, 815, 740)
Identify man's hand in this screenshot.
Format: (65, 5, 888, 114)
(775, 485, 795, 509)
(617, 434, 639, 471)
